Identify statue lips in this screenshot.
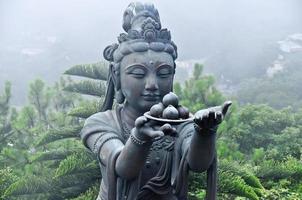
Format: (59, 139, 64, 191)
(141, 93, 161, 101)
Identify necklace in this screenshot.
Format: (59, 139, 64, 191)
(117, 106, 132, 140)
(122, 121, 131, 137)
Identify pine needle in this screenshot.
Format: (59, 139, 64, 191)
(64, 62, 108, 81)
(35, 126, 82, 147)
(63, 80, 106, 97)
(68, 100, 102, 118)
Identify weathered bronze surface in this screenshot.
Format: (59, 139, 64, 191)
(80, 2, 231, 200)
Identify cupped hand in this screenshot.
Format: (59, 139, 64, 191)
(134, 116, 177, 140)
(194, 101, 232, 131)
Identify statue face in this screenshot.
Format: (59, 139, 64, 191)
(120, 50, 175, 113)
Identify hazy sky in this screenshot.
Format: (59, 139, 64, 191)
(0, 0, 301, 104)
(1, 0, 301, 56)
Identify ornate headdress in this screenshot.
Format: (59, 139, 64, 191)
(103, 2, 177, 63)
(101, 2, 178, 111)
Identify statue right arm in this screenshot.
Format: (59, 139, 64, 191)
(115, 116, 171, 180)
(85, 128, 152, 180)
(81, 113, 170, 181)
(114, 128, 153, 180)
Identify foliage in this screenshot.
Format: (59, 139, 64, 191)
(64, 62, 108, 81)
(2, 62, 302, 200)
(174, 63, 225, 113)
(68, 100, 102, 119)
(256, 157, 302, 184)
(0, 167, 18, 199)
(189, 161, 264, 200)
(222, 104, 302, 160)
(237, 62, 302, 109)
(63, 80, 106, 97)
(1, 62, 108, 199)
(177, 64, 302, 199)
(0, 81, 15, 152)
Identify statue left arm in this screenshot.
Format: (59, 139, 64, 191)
(185, 101, 232, 172)
(185, 125, 216, 172)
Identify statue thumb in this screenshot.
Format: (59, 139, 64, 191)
(222, 101, 232, 116)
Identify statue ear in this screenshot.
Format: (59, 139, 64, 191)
(116, 89, 125, 104)
(110, 63, 125, 104)
(110, 64, 121, 90)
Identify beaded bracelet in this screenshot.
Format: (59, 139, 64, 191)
(92, 133, 106, 153)
(193, 123, 203, 133)
(193, 123, 216, 135)
(97, 135, 122, 165)
(130, 134, 148, 145)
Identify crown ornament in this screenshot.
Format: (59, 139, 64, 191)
(104, 2, 177, 62)
(117, 16, 171, 43)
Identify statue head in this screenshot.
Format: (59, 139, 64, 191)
(102, 2, 178, 113)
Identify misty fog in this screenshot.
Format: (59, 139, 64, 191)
(1, 0, 302, 105)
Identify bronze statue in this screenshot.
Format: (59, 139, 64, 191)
(80, 2, 231, 200)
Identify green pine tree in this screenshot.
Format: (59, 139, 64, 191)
(4, 62, 108, 199)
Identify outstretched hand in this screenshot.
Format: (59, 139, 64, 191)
(134, 116, 177, 141)
(194, 101, 232, 132)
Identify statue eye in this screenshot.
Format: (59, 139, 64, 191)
(127, 67, 146, 78)
(157, 67, 173, 78)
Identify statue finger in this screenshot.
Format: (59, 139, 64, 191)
(193, 115, 201, 124)
(159, 123, 172, 131)
(194, 109, 209, 125)
(208, 110, 216, 126)
(160, 123, 177, 136)
(216, 111, 222, 124)
(147, 119, 160, 127)
(196, 110, 209, 128)
(222, 101, 232, 116)
(135, 116, 148, 128)
(145, 130, 164, 138)
(170, 127, 177, 136)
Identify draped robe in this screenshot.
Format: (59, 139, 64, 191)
(80, 106, 212, 200)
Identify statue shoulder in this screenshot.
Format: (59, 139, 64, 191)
(84, 109, 117, 126)
(81, 109, 121, 142)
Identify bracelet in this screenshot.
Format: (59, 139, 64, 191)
(97, 135, 122, 165)
(130, 134, 148, 145)
(92, 133, 106, 153)
(193, 123, 202, 132)
(193, 124, 216, 135)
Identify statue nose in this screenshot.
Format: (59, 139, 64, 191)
(145, 76, 159, 91)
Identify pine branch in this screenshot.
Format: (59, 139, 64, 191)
(63, 80, 106, 97)
(35, 126, 82, 147)
(55, 151, 99, 178)
(0, 130, 14, 144)
(68, 100, 102, 118)
(55, 173, 100, 189)
(64, 62, 108, 81)
(257, 157, 302, 182)
(4, 175, 54, 197)
(58, 184, 92, 200)
(30, 149, 83, 163)
(47, 160, 62, 169)
(69, 183, 99, 200)
(41, 174, 100, 199)
(4, 171, 99, 199)
(218, 171, 260, 200)
(189, 161, 263, 199)
(0, 167, 18, 199)
(220, 160, 263, 189)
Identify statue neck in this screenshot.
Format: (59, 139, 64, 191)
(121, 102, 143, 128)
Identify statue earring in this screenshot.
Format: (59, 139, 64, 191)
(116, 89, 125, 104)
